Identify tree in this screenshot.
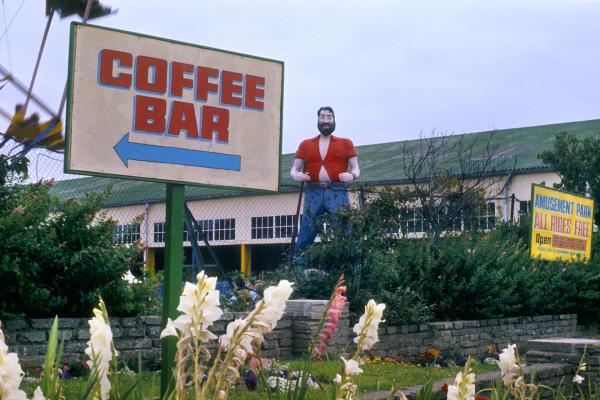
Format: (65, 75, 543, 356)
(538, 132, 600, 226)
(400, 131, 515, 250)
(0, 154, 158, 318)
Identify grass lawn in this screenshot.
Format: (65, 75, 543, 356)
(21, 360, 498, 399)
(290, 359, 498, 392)
(229, 360, 498, 399)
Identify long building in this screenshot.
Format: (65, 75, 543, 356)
(50, 118, 600, 275)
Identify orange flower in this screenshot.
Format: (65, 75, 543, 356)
(427, 348, 440, 358)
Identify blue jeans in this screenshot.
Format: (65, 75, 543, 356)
(294, 184, 350, 259)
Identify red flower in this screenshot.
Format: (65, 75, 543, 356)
(441, 383, 448, 393)
(394, 353, 406, 363)
(475, 397, 488, 400)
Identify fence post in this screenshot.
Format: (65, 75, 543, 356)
(289, 183, 304, 264)
(510, 193, 516, 223)
(358, 185, 366, 209)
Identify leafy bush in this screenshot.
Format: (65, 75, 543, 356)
(0, 155, 159, 319)
(418, 229, 535, 320)
(291, 187, 600, 325)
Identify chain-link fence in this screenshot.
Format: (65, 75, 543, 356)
(2, 145, 535, 278)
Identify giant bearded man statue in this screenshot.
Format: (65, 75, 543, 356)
(290, 106, 360, 260)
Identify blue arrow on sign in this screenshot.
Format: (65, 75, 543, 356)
(113, 133, 241, 171)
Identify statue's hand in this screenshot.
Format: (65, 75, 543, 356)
(338, 172, 354, 182)
(291, 171, 311, 182)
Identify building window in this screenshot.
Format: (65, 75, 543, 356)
(215, 218, 235, 241)
(251, 215, 296, 239)
(197, 219, 214, 241)
(467, 202, 496, 230)
(401, 209, 424, 233)
(251, 216, 274, 239)
(275, 215, 295, 238)
(519, 200, 532, 219)
(114, 224, 141, 244)
(154, 222, 165, 243)
(155, 220, 215, 243)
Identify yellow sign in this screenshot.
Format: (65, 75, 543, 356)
(530, 184, 594, 262)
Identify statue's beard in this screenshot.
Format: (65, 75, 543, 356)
(318, 121, 336, 136)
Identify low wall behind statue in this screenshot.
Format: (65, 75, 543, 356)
(373, 314, 577, 358)
(285, 300, 577, 357)
(1, 299, 577, 368)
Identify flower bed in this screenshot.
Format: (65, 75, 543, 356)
(0, 273, 594, 400)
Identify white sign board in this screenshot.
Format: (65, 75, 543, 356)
(66, 23, 283, 191)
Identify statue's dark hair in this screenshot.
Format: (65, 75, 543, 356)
(317, 106, 335, 118)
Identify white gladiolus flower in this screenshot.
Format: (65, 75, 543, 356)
(217, 279, 293, 387)
(160, 318, 178, 339)
(333, 374, 342, 384)
(447, 369, 475, 400)
(33, 386, 46, 400)
(573, 374, 584, 384)
(352, 299, 386, 351)
(341, 357, 363, 375)
(498, 344, 519, 386)
(447, 358, 476, 400)
(256, 280, 293, 330)
(221, 280, 293, 352)
(0, 326, 27, 400)
(447, 372, 475, 400)
(219, 319, 249, 351)
(196, 330, 218, 342)
(447, 385, 459, 400)
(263, 280, 294, 304)
(84, 305, 116, 400)
(339, 381, 358, 400)
(173, 271, 223, 340)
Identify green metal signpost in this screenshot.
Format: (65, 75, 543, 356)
(160, 184, 185, 396)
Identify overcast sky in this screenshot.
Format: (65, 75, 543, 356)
(1, 0, 600, 158)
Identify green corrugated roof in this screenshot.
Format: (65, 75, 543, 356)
(50, 118, 600, 207)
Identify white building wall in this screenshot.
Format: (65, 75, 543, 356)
(509, 172, 560, 201)
(100, 171, 564, 249)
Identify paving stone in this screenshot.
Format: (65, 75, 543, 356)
(18, 331, 46, 343)
(146, 326, 162, 338)
(3, 320, 28, 330)
(60, 330, 73, 341)
(30, 319, 54, 330)
(76, 329, 90, 340)
(123, 326, 145, 337)
(121, 317, 139, 327)
(133, 338, 153, 349)
(58, 319, 81, 329)
(140, 316, 161, 326)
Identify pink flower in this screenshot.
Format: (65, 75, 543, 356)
(249, 356, 269, 374)
(329, 309, 341, 324)
(314, 285, 346, 360)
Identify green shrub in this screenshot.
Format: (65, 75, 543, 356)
(293, 187, 600, 325)
(0, 155, 159, 319)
